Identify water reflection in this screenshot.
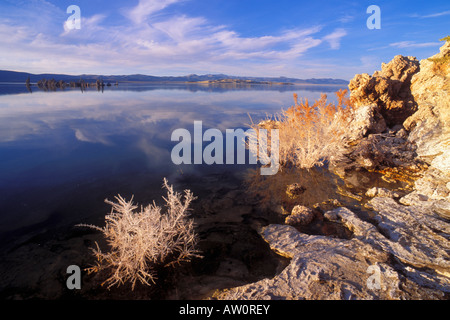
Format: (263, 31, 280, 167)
(0, 83, 353, 298)
(0, 84, 345, 242)
(0, 82, 347, 96)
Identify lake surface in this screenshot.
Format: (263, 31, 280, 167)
(0, 82, 348, 299)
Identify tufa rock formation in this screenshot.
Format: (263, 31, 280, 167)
(342, 42, 449, 175)
(399, 40, 450, 217)
(404, 40, 450, 174)
(343, 104, 386, 142)
(349, 55, 420, 126)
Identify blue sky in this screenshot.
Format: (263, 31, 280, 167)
(0, 0, 448, 79)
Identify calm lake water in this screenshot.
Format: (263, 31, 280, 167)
(0, 82, 348, 299)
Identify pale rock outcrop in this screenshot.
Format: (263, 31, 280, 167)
(368, 197, 450, 272)
(404, 41, 450, 174)
(399, 167, 450, 219)
(401, 41, 450, 219)
(345, 42, 449, 181)
(215, 204, 450, 300)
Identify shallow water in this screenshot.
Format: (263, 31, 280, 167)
(0, 83, 360, 299)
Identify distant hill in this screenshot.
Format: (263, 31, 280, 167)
(0, 70, 348, 85)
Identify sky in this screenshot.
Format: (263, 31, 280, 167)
(0, 0, 448, 80)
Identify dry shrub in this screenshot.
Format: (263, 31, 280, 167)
(250, 89, 354, 169)
(78, 178, 200, 290)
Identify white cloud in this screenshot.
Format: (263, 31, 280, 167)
(389, 41, 441, 48)
(0, 1, 349, 77)
(214, 26, 322, 55)
(62, 14, 107, 38)
(323, 28, 347, 50)
(153, 15, 208, 41)
(123, 0, 182, 24)
(419, 10, 450, 18)
(339, 15, 354, 23)
(74, 128, 112, 145)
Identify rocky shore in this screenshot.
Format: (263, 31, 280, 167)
(214, 41, 450, 300)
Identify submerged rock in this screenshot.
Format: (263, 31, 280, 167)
(286, 183, 306, 199)
(285, 205, 315, 226)
(365, 187, 400, 199)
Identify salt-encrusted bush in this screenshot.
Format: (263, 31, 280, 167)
(78, 178, 200, 290)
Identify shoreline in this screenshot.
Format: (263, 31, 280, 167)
(0, 81, 349, 86)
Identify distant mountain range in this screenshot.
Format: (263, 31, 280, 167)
(0, 70, 348, 85)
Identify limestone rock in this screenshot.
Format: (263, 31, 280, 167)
(344, 131, 418, 170)
(404, 41, 450, 173)
(345, 104, 386, 142)
(399, 192, 431, 207)
(349, 55, 420, 126)
(399, 41, 450, 225)
(399, 168, 450, 221)
(214, 224, 399, 300)
(408, 41, 450, 110)
(400, 168, 450, 220)
(215, 205, 450, 300)
(413, 167, 450, 201)
(368, 197, 450, 269)
(433, 200, 450, 220)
